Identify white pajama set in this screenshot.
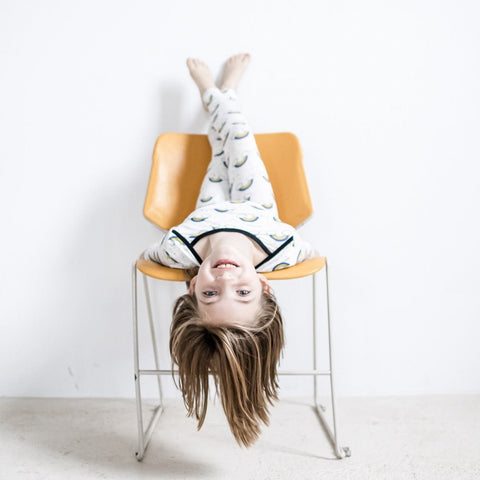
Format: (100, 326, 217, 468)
(145, 87, 315, 272)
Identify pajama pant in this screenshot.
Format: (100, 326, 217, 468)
(195, 87, 279, 217)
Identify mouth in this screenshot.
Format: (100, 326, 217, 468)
(213, 259, 239, 269)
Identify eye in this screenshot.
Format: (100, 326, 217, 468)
(202, 291, 217, 297)
(237, 289, 251, 296)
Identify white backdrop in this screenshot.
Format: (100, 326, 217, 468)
(1, 0, 479, 398)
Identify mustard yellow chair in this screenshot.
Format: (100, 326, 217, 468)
(132, 132, 350, 460)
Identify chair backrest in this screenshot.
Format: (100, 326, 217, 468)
(144, 132, 313, 230)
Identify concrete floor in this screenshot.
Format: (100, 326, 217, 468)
(0, 396, 479, 480)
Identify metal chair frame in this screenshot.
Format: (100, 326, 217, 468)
(132, 257, 351, 460)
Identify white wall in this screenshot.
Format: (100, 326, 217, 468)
(1, 0, 479, 398)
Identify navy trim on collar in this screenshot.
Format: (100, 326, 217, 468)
(171, 229, 203, 264)
(190, 228, 272, 255)
(254, 236, 294, 269)
(173, 227, 293, 270)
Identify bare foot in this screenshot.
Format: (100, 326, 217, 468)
(186, 58, 216, 101)
(220, 53, 251, 91)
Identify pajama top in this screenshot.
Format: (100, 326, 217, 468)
(145, 200, 316, 272)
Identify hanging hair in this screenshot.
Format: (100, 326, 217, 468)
(169, 269, 284, 447)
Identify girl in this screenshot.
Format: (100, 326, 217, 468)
(145, 54, 315, 447)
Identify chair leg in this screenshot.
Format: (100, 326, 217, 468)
(312, 273, 319, 404)
(132, 263, 164, 461)
(132, 263, 145, 459)
(143, 275, 164, 405)
(312, 260, 351, 459)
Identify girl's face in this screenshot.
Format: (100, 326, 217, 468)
(189, 246, 270, 326)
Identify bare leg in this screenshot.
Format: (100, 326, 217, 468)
(187, 54, 251, 99)
(220, 53, 251, 91)
(186, 58, 216, 108)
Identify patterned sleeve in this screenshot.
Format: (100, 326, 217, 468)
(144, 234, 170, 265)
(295, 235, 318, 262)
(144, 231, 199, 269)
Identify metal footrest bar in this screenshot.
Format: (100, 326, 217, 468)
(139, 369, 332, 376)
(279, 370, 330, 376)
(139, 369, 177, 376)
(314, 403, 351, 459)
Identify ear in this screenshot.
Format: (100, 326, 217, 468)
(188, 275, 198, 295)
(258, 274, 271, 295)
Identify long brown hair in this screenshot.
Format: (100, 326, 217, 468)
(169, 269, 284, 447)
